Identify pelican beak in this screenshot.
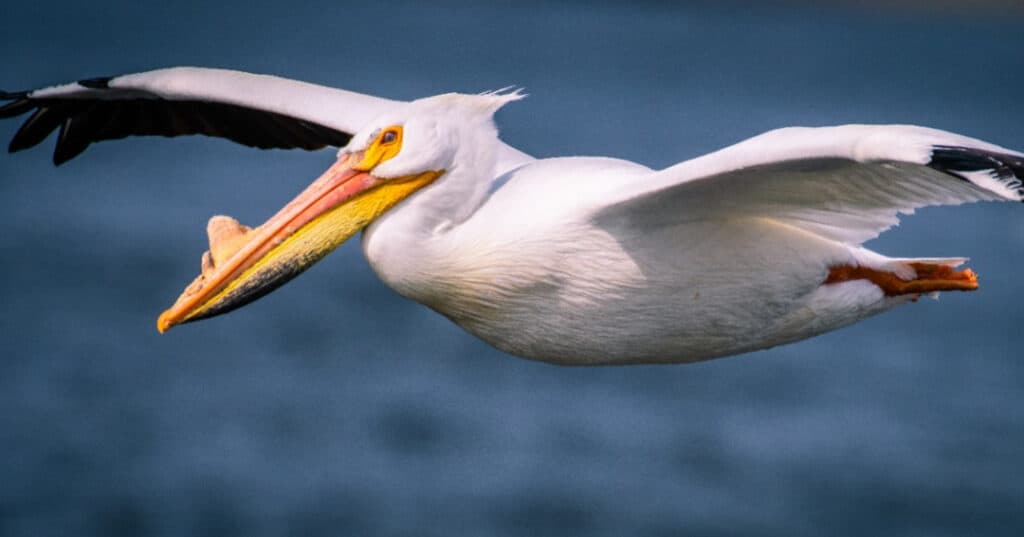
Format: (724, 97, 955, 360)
(156, 153, 441, 332)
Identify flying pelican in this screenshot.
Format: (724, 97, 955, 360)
(2, 67, 1022, 365)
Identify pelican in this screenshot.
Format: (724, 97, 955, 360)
(2, 67, 1022, 365)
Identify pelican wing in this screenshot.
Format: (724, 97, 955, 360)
(0, 67, 400, 164)
(597, 125, 1024, 244)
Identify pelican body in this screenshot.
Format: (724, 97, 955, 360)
(2, 68, 1021, 365)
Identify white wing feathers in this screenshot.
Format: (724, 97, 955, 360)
(27, 67, 400, 135)
(599, 125, 1024, 245)
(110, 68, 399, 134)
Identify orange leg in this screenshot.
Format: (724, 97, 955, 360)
(824, 262, 978, 296)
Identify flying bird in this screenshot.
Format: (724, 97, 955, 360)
(2, 67, 1022, 365)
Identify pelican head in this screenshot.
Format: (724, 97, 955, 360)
(156, 90, 523, 332)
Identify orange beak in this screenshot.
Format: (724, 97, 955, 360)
(156, 153, 440, 332)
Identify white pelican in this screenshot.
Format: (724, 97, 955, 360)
(2, 67, 1022, 365)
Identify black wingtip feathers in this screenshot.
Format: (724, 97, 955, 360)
(2, 80, 354, 164)
(929, 145, 1024, 202)
(52, 115, 92, 166)
(0, 96, 34, 119)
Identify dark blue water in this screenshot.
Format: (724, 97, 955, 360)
(2, 2, 1023, 536)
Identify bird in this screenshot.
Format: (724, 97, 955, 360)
(2, 67, 1022, 365)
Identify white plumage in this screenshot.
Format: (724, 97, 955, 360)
(2, 67, 1021, 365)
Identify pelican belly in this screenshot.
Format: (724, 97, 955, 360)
(441, 217, 865, 364)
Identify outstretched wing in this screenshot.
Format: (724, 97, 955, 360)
(0, 67, 401, 165)
(597, 125, 1024, 245)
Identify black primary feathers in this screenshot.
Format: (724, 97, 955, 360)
(0, 78, 352, 165)
(928, 145, 1024, 201)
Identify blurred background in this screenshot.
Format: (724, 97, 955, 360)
(2, 1, 1023, 536)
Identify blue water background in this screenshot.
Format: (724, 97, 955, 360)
(1, 2, 1023, 535)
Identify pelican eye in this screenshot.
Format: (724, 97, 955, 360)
(352, 126, 404, 171)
